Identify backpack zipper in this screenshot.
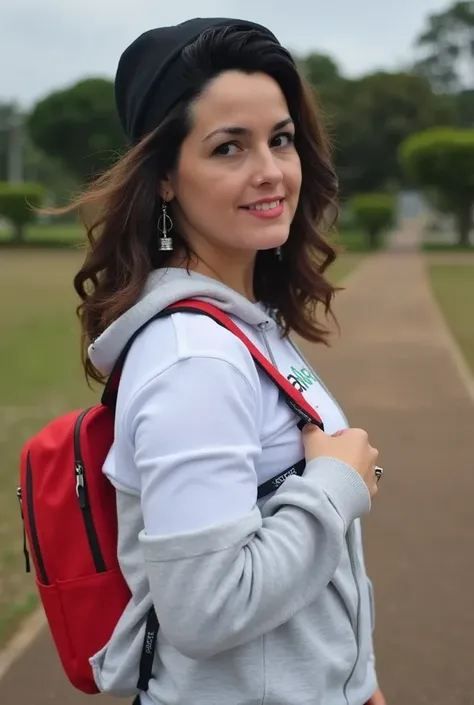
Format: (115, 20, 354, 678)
(24, 452, 49, 584)
(16, 487, 31, 574)
(73, 409, 107, 573)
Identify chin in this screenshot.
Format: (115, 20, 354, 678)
(253, 227, 290, 251)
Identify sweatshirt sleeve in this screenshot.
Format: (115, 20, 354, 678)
(128, 355, 371, 659)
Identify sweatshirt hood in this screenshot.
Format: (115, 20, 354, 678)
(88, 267, 275, 376)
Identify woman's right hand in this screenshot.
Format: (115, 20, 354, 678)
(302, 424, 380, 498)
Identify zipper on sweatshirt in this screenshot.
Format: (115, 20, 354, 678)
(259, 324, 278, 368)
(288, 335, 362, 699)
(73, 409, 107, 573)
(342, 525, 362, 703)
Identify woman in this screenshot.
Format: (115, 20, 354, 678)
(66, 17, 386, 705)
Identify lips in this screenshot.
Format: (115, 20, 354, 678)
(241, 199, 285, 219)
(241, 197, 284, 212)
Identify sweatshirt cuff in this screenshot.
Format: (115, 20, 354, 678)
(304, 456, 371, 527)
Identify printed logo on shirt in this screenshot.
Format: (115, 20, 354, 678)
(286, 365, 318, 393)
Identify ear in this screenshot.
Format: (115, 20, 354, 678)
(158, 177, 174, 202)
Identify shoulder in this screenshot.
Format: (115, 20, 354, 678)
(118, 310, 261, 403)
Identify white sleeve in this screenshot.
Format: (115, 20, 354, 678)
(128, 355, 261, 535)
(126, 353, 371, 659)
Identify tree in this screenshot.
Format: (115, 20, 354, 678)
(28, 78, 127, 183)
(23, 139, 80, 207)
(297, 53, 341, 90)
(413, 1, 474, 92)
(0, 182, 45, 242)
(349, 193, 396, 250)
(320, 72, 454, 196)
(453, 88, 474, 125)
(400, 127, 474, 245)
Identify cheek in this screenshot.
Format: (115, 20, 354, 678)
(173, 171, 235, 237)
(287, 158, 302, 205)
(177, 169, 239, 215)
(292, 155, 303, 189)
(173, 173, 207, 216)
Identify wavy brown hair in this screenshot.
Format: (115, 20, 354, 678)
(54, 26, 340, 385)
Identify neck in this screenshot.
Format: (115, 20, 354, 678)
(170, 245, 257, 302)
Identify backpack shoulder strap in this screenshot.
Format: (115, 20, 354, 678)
(167, 300, 324, 429)
(103, 298, 324, 693)
(102, 299, 324, 431)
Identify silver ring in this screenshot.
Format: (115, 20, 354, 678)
(375, 466, 384, 482)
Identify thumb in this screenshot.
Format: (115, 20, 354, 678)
(301, 421, 323, 435)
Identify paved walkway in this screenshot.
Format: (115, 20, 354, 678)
(297, 250, 474, 704)
(385, 215, 424, 251)
(1, 238, 473, 704)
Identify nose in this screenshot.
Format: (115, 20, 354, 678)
(251, 146, 284, 187)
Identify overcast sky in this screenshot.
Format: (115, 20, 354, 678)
(1, 0, 451, 108)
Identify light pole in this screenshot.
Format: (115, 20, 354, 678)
(0, 111, 24, 183)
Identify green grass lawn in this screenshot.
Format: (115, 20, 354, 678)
(423, 242, 474, 253)
(428, 263, 474, 374)
(0, 251, 97, 645)
(0, 248, 359, 647)
(333, 227, 376, 252)
(0, 222, 86, 248)
(328, 256, 361, 283)
(0, 222, 376, 252)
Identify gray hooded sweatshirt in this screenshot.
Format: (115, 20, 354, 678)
(88, 268, 378, 705)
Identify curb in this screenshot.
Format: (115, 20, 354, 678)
(423, 258, 474, 404)
(0, 607, 46, 682)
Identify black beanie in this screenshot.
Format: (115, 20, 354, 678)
(114, 17, 281, 143)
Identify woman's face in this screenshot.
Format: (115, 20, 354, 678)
(163, 70, 302, 263)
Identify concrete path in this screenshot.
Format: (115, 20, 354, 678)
(297, 250, 474, 704)
(386, 215, 424, 251)
(1, 241, 473, 704)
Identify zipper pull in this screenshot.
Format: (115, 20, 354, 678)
(75, 462, 87, 509)
(16, 488, 31, 573)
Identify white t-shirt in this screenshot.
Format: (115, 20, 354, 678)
(104, 306, 349, 537)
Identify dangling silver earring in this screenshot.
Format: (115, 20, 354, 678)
(275, 246, 282, 261)
(158, 200, 173, 251)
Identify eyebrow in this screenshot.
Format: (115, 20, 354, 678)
(202, 117, 294, 142)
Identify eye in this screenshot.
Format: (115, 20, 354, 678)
(271, 132, 295, 148)
(212, 142, 241, 156)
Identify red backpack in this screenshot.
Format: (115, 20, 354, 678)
(18, 299, 323, 695)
